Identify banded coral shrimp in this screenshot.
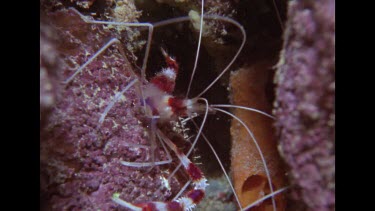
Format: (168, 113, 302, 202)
(40, 0, 289, 210)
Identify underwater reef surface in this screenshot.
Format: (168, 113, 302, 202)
(40, 0, 302, 210)
(40, 7, 181, 210)
(39, 0, 239, 210)
(273, 0, 335, 210)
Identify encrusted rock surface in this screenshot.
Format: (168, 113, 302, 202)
(40, 8, 180, 211)
(273, 0, 335, 210)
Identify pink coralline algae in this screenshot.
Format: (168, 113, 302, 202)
(273, 0, 335, 210)
(40, 9, 180, 211)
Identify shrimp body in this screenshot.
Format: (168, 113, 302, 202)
(113, 115, 208, 211)
(114, 144, 208, 211)
(111, 50, 210, 211)
(59, 6, 286, 211)
(142, 49, 205, 121)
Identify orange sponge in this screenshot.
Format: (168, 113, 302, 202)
(230, 62, 287, 210)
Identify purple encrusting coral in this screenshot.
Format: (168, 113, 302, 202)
(273, 0, 335, 210)
(40, 8, 180, 211)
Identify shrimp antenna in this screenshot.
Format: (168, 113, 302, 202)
(211, 104, 276, 120)
(65, 7, 153, 83)
(271, 0, 284, 30)
(97, 78, 138, 128)
(112, 193, 142, 211)
(63, 8, 152, 111)
(63, 37, 125, 85)
(212, 108, 278, 211)
(194, 16, 246, 98)
(185, 0, 205, 98)
(187, 98, 209, 156)
(191, 120, 243, 210)
(120, 118, 173, 168)
(243, 186, 289, 210)
(151, 15, 246, 99)
(164, 98, 209, 192)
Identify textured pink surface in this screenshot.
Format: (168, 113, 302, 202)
(273, 0, 335, 210)
(40, 9, 180, 211)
